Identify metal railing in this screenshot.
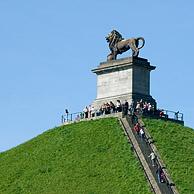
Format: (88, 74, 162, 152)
(159, 109, 183, 121)
(61, 109, 124, 124)
(61, 112, 84, 123)
(61, 108, 184, 124)
(141, 108, 184, 123)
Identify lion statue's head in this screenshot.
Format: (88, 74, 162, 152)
(105, 30, 123, 44)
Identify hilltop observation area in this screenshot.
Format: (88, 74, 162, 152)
(62, 30, 183, 125)
(62, 55, 183, 125)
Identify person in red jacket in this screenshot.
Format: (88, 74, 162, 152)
(133, 123, 140, 135)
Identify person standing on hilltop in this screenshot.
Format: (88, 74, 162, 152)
(65, 109, 69, 121)
(123, 100, 129, 116)
(116, 100, 122, 112)
(83, 106, 89, 118)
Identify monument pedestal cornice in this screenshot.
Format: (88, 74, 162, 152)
(92, 57, 155, 74)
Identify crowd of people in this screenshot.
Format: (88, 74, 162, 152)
(81, 99, 169, 120)
(62, 99, 131, 122)
(63, 98, 181, 123)
(135, 99, 170, 119)
(82, 100, 129, 119)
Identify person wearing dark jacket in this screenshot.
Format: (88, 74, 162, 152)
(123, 100, 129, 115)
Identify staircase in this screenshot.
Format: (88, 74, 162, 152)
(120, 115, 179, 194)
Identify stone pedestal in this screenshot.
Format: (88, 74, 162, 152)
(92, 57, 156, 108)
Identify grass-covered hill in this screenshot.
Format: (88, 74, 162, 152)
(0, 118, 151, 194)
(143, 118, 194, 194)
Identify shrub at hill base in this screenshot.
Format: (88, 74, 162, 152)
(0, 118, 152, 194)
(143, 118, 194, 194)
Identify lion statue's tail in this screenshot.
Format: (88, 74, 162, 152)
(136, 37, 145, 49)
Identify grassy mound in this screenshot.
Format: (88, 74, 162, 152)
(143, 118, 194, 194)
(0, 118, 151, 194)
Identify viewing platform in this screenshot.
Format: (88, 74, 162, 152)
(61, 108, 184, 126)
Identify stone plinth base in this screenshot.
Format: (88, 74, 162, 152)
(92, 57, 156, 109)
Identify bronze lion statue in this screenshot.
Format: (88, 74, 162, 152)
(106, 30, 145, 61)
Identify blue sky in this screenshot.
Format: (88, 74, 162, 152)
(0, 0, 194, 151)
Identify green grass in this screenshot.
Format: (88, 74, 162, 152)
(0, 118, 151, 194)
(143, 118, 194, 194)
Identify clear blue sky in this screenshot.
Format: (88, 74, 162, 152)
(1, 0, 194, 152)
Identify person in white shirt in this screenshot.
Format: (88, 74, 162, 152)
(148, 152, 156, 166)
(139, 128, 145, 140)
(90, 106, 95, 117)
(148, 103, 152, 112)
